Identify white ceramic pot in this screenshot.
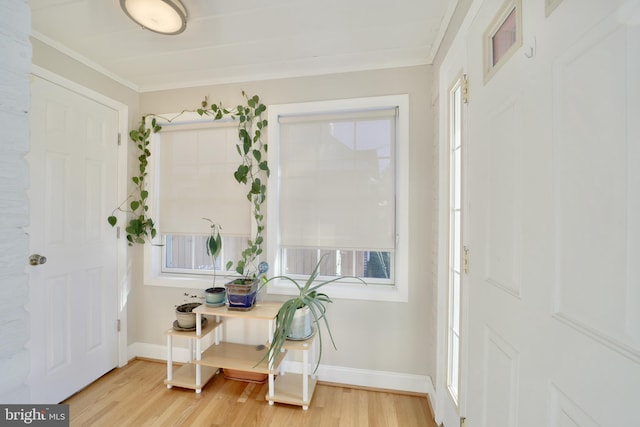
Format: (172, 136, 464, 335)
(175, 302, 200, 328)
(288, 305, 313, 339)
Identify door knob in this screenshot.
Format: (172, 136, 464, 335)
(29, 254, 47, 266)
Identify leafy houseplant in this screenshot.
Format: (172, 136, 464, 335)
(107, 117, 161, 244)
(195, 93, 269, 310)
(107, 92, 268, 268)
(261, 255, 366, 372)
(203, 218, 226, 306)
(197, 93, 269, 281)
(204, 218, 223, 276)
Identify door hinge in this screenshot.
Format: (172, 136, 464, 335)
(117, 319, 121, 332)
(462, 74, 470, 104)
(118, 133, 122, 146)
(463, 246, 470, 274)
(116, 226, 121, 239)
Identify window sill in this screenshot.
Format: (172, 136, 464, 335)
(144, 272, 228, 290)
(264, 278, 407, 302)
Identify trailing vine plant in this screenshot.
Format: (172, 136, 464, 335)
(196, 93, 269, 280)
(107, 92, 269, 280)
(107, 117, 161, 245)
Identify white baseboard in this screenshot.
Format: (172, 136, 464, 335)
(129, 342, 434, 396)
(310, 362, 435, 395)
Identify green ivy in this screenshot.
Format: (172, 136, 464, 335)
(196, 92, 269, 278)
(107, 92, 269, 278)
(107, 117, 161, 245)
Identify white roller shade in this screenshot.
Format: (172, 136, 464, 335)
(158, 124, 250, 236)
(278, 108, 396, 250)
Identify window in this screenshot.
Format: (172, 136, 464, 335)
(162, 235, 246, 274)
(484, 0, 522, 82)
(144, 115, 252, 288)
(267, 95, 409, 302)
(447, 77, 464, 404)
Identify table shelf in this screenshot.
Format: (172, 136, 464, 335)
(191, 301, 284, 398)
(266, 330, 318, 410)
(197, 341, 286, 374)
(164, 364, 218, 390)
(269, 374, 318, 407)
(164, 317, 221, 393)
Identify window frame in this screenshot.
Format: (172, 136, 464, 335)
(266, 95, 410, 302)
(143, 112, 254, 289)
(483, 0, 523, 83)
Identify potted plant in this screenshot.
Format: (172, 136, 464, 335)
(224, 261, 269, 311)
(203, 218, 226, 306)
(261, 254, 366, 372)
(201, 94, 268, 311)
(174, 292, 204, 330)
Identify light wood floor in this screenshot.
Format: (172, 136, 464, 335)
(63, 359, 437, 427)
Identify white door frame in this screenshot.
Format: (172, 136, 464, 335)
(435, 1, 484, 424)
(435, 74, 469, 427)
(30, 65, 130, 368)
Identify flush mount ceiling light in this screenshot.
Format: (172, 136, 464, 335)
(120, 0, 187, 35)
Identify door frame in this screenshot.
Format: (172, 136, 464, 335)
(435, 72, 470, 427)
(434, 5, 479, 423)
(30, 65, 129, 368)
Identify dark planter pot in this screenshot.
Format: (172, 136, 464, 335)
(225, 279, 259, 311)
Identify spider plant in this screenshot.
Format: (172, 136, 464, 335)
(260, 254, 366, 372)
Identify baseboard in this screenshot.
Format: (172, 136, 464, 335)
(308, 362, 434, 395)
(128, 342, 192, 364)
(129, 342, 435, 396)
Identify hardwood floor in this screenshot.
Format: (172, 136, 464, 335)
(63, 359, 437, 427)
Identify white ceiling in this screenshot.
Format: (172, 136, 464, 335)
(30, 0, 455, 92)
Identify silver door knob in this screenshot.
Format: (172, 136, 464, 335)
(29, 254, 47, 266)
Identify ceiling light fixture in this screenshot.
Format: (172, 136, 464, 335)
(120, 0, 187, 35)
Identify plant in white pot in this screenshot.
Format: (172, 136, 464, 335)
(261, 254, 366, 372)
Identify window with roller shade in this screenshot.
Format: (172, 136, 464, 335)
(267, 95, 409, 301)
(156, 121, 250, 277)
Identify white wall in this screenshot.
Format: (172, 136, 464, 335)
(0, 0, 32, 403)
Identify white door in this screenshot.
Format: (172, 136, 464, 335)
(463, 0, 640, 426)
(27, 75, 119, 403)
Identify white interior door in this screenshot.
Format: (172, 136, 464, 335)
(464, 0, 640, 426)
(27, 75, 119, 403)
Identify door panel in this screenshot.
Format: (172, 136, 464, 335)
(464, 0, 640, 426)
(552, 10, 640, 357)
(28, 75, 119, 403)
